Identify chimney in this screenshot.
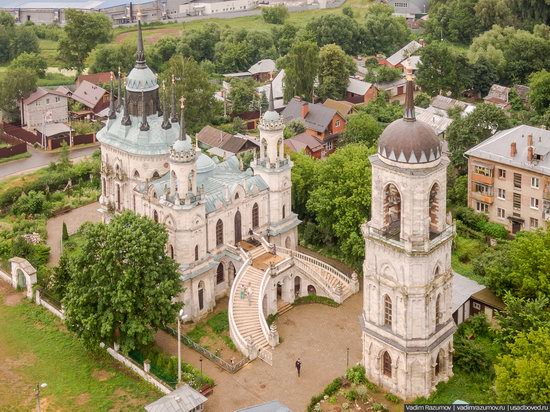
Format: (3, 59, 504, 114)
(528, 146, 534, 162)
(510, 142, 517, 157)
(301, 102, 309, 118)
(527, 134, 533, 146)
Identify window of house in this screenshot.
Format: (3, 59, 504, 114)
(514, 173, 522, 189)
(326, 141, 333, 151)
(383, 352, 392, 377)
(530, 197, 539, 209)
(216, 219, 223, 246)
(531, 177, 540, 188)
(474, 183, 492, 195)
(46, 98, 50, 104)
(497, 188, 505, 200)
(474, 165, 492, 176)
(498, 168, 506, 178)
(475, 201, 488, 213)
(497, 208, 506, 218)
(282, 205, 286, 219)
(513, 193, 521, 210)
(530, 218, 539, 228)
(473, 302, 481, 310)
(335, 120, 341, 127)
(195, 245, 199, 261)
(384, 295, 392, 326)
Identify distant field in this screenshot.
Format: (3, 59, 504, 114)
(39, 39, 59, 67)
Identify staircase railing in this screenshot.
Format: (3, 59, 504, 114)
(228, 257, 252, 356)
(258, 267, 272, 347)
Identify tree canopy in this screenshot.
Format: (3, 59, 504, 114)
(262, 5, 289, 25)
(61, 212, 182, 352)
(362, 5, 410, 55)
(0, 14, 40, 64)
(228, 77, 257, 115)
(280, 40, 319, 102)
(0, 68, 37, 120)
(341, 112, 382, 146)
(9, 52, 47, 78)
(306, 15, 362, 55)
(317, 44, 351, 101)
(528, 70, 550, 115)
(88, 41, 136, 75)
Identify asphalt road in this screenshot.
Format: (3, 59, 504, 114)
(0, 145, 99, 179)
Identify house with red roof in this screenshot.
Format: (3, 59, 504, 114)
(71, 80, 110, 114)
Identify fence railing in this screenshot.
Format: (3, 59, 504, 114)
(164, 326, 249, 374)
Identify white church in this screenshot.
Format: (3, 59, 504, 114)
(97, 20, 359, 365)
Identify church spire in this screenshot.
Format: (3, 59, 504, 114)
(403, 68, 415, 122)
(179, 97, 187, 141)
(268, 76, 275, 112)
(108, 73, 116, 120)
(135, 11, 146, 69)
(121, 75, 131, 126)
(116, 67, 122, 112)
(140, 89, 149, 131)
(170, 75, 178, 123)
(161, 81, 171, 130)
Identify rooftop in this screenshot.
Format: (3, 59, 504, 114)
(323, 99, 355, 117)
(386, 40, 423, 66)
(346, 77, 374, 96)
(23, 87, 67, 105)
(452, 273, 485, 313)
(144, 384, 207, 412)
(281, 98, 337, 133)
(71, 80, 107, 109)
(235, 400, 293, 412)
(284, 132, 323, 153)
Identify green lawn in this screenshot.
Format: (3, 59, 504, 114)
(39, 39, 59, 67)
(0, 290, 161, 411)
(0, 152, 32, 165)
(37, 72, 75, 87)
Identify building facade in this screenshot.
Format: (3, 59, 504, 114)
(22, 88, 68, 129)
(361, 73, 455, 399)
(465, 125, 550, 233)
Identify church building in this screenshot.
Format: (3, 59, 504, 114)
(361, 70, 456, 398)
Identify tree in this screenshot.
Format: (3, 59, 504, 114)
(88, 42, 136, 75)
(58, 9, 113, 72)
(474, 0, 516, 31)
(495, 328, 550, 403)
(342, 112, 382, 146)
(416, 42, 472, 97)
(506, 0, 550, 26)
(11, 26, 40, 58)
(262, 4, 289, 25)
(58, 141, 71, 169)
(362, 5, 410, 55)
(147, 37, 178, 72)
(161, 56, 218, 133)
(306, 15, 362, 55)
(213, 29, 275, 73)
(306, 144, 376, 265)
(179, 23, 221, 63)
(424, 0, 482, 44)
(0, 11, 15, 27)
(62, 212, 182, 352)
(62, 222, 69, 242)
(0, 68, 37, 120)
(290, 151, 321, 221)
(469, 56, 498, 97)
(283, 119, 305, 138)
(361, 94, 403, 124)
(317, 44, 350, 101)
(280, 40, 319, 102)
(228, 78, 256, 115)
(414, 92, 431, 108)
(271, 23, 298, 57)
(9, 52, 47, 78)
(447, 103, 510, 172)
(529, 70, 550, 115)
(342, 6, 354, 18)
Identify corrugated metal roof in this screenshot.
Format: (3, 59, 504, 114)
(145, 385, 207, 412)
(347, 77, 373, 96)
(386, 40, 422, 66)
(452, 273, 485, 313)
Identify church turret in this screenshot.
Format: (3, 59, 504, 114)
(170, 75, 178, 123)
(169, 97, 196, 198)
(258, 79, 285, 165)
(108, 73, 116, 120)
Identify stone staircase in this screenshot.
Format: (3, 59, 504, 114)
(248, 245, 267, 260)
(232, 265, 270, 353)
(277, 303, 293, 317)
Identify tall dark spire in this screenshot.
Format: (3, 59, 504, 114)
(268, 76, 275, 112)
(116, 67, 122, 112)
(170, 74, 178, 123)
(135, 12, 146, 69)
(179, 97, 186, 141)
(108, 73, 116, 119)
(161, 81, 171, 130)
(140, 89, 149, 131)
(403, 68, 415, 122)
(121, 75, 131, 126)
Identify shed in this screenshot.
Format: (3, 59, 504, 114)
(145, 385, 207, 412)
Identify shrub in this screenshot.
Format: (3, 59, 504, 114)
(346, 364, 367, 384)
(293, 295, 339, 307)
(11, 190, 47, 216)
(344, 389, 358, 401)
(384, 392, 400, 403)
(479, 221, 508, 240)
(453, 336, 494, 375)
(342, 402, 350, 410)
(262, 4, 289, 24)
(372, 403, 388, 412)
(366, 380, 379, 392)
(356, 385, 369, 401)
(323, 377, 343, 397)
(454, 236, 486, 263)
(62, 222, 69, 242)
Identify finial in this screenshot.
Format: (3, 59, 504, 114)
(116, 67, 122, 112)
(403, 67, 415, 122)
(140, 89, 149, 131)
(121, 74, 131, 126)
(179, 96, 186, 141)
(161, 80, 171, 130)
(135, 9, 146, 68)
(108, 73, 116, 119)
(170, 75, 178, 123)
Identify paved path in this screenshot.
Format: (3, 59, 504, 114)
(155, 291, 363, 412)
(0, 145, 99, 179)
(46, 202, 102, 265)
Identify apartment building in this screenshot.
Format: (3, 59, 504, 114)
(465, 125, 550, 233)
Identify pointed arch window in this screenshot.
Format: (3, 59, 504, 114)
(194, 245, 199, 261)
(384, 295, 392, 326)
(169, 244, 174, 259)
(252, 203, 259, 228)
(216, 263, 224, 284)
(436, 294, 442, 325)
(216, 219, 224, 246)
(153, 210, 159, 223)
(282, 204, 286, 219)
(383, 351, 392, 377)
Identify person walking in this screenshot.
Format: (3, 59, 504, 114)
(295, 358, 302, 377)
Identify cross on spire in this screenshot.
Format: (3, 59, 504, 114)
(179, 96, 187, 141)
(403, 67, 415, 122)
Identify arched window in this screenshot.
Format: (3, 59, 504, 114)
(116, 184, 121, 210)
(235, 192, 240, 200)
(383, 351, 392, 377)
(252, 203, 259, 229)
(435, 351, 442, 376)
(282, 205, 286, 219)
(383, 183, 401, 238)
(102, 178, 106, 196)
(194, 245, 199, 261)
(188, 171, 194, 192)
(216, 219, 223, 246)
(153, 210, 159, 223)
(429, 183, 440, 234)
(216, 263, 224, 284)
(384, 295, 392, 326)
(234, 211, 242, 243)
(169, 244, 174, 259)
(152, 171, 160, 180)
(133, 170, 140, 179)
(435, 294, 442, 325)
(198, 280, 204, 311)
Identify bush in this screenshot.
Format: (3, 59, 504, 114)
(323, 377, 343, 397)
(479, 221, 508, 240)
(384, 392, 401, 403)
(344, 389, 358, 401)
(454, 236, 486, 264)
(11, 236, 50, 268)
(11, 190, 47, 216)
(453, 336, 494, 375)
(454, 206, 507, 239)
(356, 385, 369, 401)
(346, 364, 367, 384)
(372, 403, 388, 412)
(262, 4, 289, 24)
(293, 295, 339, 307)
(62, 222, 69, 242)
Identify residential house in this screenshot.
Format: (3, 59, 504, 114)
(401, 55, 422, 75)
(71, 80, 110, 114)
(465, 125, 550, 233)
(281, 97, 346, 154)
(256, 70, 285, 110)
(386, 0, 429, 19)
(22, 87, 69, 129)
(379, 40, 423, 70)
(415, 106, 454, 140)
(345, 78, 378, 105)
(224, 59, 276, 82)
(145, 384, 207, 412)
(196, 125, 259, 158)
(284, 132, 324, 158)
(431, 95, 476, 117)
(323, 99, 355, 118)
(452, 273, 504, 326)
(483, 84, 531, 110)
(375, 77, 408, 100)
(76, 71, 113, 88)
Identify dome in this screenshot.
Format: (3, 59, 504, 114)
(172, 138, 192, 153)
(196, 153, 216, 174)
(263, 110, 280, 122)
(126, 66, 158, 92)
(378, 118, 441, 164)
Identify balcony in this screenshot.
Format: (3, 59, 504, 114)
(471, 191, 494, 204)
(471, 173, 494, 185)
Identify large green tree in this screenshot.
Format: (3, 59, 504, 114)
(306, 14, 362, 55)
(88, 41, 136, 75)
(0, 14, 39, 64)
(228, 77, 257, 115)
(280, 40, 319, 102)
(271, 23, 298, 56)
(58, 9, 113, 72)
(474, 0, 516, 31)
(528, 70, 550, 115)
(424, 0, 482, 44)
(290, 151, 320, 221)
(262, 4, 289, 25)
(62, 212, 182, 352)
(9, 52, 47, 78)
(179, 23, 221, 63)
(0, 68, 37, 120)
(148, 37, 178, 72)
(362, 5, 410, 55)
(317, 44, 350, 101)
(161, 56, 218, 133)
(341, 112, 382, 147)
(495, 328, 550, 403)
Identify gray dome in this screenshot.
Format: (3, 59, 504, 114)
(196, 153, 216, 174)
(126, 66, 158, 92)
(263, 110, 280, 122)
(378, 118, 441, 164)
(172, 138, 192, 153)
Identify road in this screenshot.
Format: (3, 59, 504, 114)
(0, 145, 99, 179)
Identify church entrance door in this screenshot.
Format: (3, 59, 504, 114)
(234, 211, 242, 243)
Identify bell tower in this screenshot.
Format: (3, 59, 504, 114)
(361, 71, 456, 399)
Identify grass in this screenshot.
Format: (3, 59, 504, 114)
(451, 235, 487, 284)
(185, 310, 238, 354)
(0, 152, 32, 165)
(0, 292, 160, 411)
(37, 72, 74, 87)
(39, 39, 59, 67)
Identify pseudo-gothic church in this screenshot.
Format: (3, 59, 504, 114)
(361, 70, 455, 398)
(97, 20, 300, 322)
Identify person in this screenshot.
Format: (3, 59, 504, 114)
(240, 284, 246, 300)
(247, 283, 253, 306)
(295, 358, 302, 377)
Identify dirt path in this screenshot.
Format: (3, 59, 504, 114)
(155, 292, 363, 412)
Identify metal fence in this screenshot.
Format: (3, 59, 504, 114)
(164, 326, 249, 374)
(40, 289, 62, 310)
